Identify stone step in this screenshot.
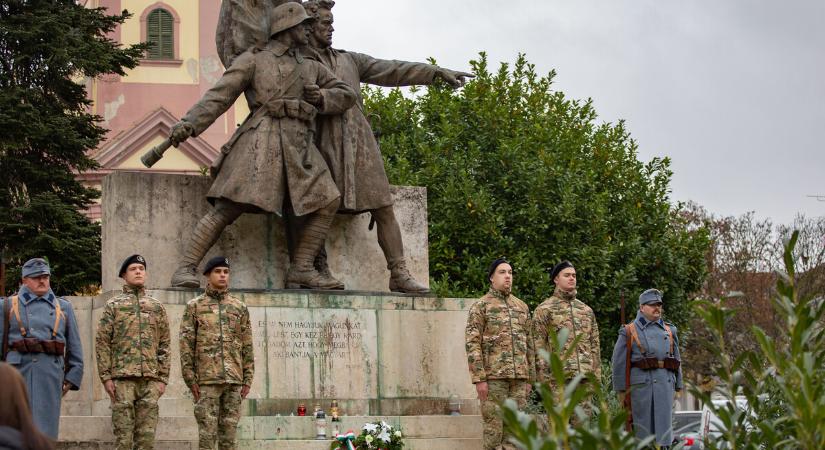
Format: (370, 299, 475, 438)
(59, 415, 482, 442)
(59, 438, 483, 450)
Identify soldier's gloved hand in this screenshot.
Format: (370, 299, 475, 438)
(436, 68, 475, 88)
(170, 121, 194, 147)
(104, 380, 116, 401)
(475, 381, 488, 402)
(303, 84, 322, 105)
(191, 384, 201, 402)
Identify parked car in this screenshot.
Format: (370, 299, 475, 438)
(672, 410, 703, 449)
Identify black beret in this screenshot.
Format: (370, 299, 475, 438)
(202, 256, 230, 275)
(549, 260, 574, 280)
(487, 257, 511, 280)
(119, 254, 146, 277)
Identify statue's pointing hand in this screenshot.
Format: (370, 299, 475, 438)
(170, 121, 194, 147)
(437, 68, 475, 88)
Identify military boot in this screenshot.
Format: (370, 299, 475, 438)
(314, 248, 344, 290)
(388, 259, 429, 294)
(286, 207, 342, 290)
(169, 200, 242, 288)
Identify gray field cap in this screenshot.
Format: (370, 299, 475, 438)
(639, 288, 663, 305)
(22, 258, 51, 278)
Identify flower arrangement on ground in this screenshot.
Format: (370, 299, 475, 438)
(330, 421, 405, 450)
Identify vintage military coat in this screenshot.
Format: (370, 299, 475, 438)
(532, 288, 602, 383)
(308, 47, 442, 213)
(611, 311, 684, 446)
(0, 287, 84, 439)
(95, 285, 171, 383)
(182, 40, 356, 217)
(465, 289, 535, 384)
(179, 288, 254, 388)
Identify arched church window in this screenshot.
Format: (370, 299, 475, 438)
(146, 8, 174, 60)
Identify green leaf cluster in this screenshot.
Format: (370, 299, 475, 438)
(503, 231, 825, 449)
(689, 231, 825, 449)
(0, 0, 145, 294)
(363, 53, 710, 351)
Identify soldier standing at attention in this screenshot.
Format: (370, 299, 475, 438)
(532, 261, 601, 413)
(180, 257, 254, 450)
(465, 258, 534, 450)
(611, 289, 683, 448)
(0, 258, 83, 439)
(95, 255, 171, 450)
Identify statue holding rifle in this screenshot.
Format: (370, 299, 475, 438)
(166, 2, 356, 289)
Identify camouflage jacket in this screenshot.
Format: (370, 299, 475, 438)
(465, 288, 535, 383)
(95, 285, 171, 383)
(180, 287, 254, 387)
(532, 288, 602, 382)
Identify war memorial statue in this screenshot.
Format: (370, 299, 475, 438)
(299, 0, 473, 293)
(166, 2, 356, 289)
(148, 0, 474, 292)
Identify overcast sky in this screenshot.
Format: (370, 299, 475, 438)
(330, 0, 825, 225)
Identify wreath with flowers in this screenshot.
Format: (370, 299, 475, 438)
(330, 421, 405, 450)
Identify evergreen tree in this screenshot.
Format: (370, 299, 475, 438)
(0, 0, 145, 294)
(364, 53, 711, 354)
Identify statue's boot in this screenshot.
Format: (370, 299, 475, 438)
(171, 200, 242, 288)
(387, 258, 429, 294)
(313, 248, 344, 290)
(286, 200, 342, 289)
(372, 206, 429, 294)
(287, 213, 344, 289)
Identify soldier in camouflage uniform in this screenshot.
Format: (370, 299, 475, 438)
(180, 256, 254, 450)
(532, 261, 601, 419)
(96, 255, 171, 450)
(465, 258, 534, 450)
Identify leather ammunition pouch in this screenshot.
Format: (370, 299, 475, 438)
(10, 338, 65, 356)
(265, 98, 316, 122)
(630, 357, 680, 372)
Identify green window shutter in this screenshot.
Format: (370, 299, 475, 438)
(146, 9, 174, 60)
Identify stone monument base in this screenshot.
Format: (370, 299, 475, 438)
(59, 290, 483, 448)
(100, 172, 429, 292)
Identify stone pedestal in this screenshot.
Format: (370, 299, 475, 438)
(62, 291, 480, 419)
(59, 291, 483, 448)
(101, 172, 429, 292)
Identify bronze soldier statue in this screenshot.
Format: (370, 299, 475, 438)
(168, 2, 355, 289)
(300, 0, 474, 293)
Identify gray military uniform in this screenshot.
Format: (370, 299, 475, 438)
(1, 287, 84, 438)
(611, 311, 683, 446)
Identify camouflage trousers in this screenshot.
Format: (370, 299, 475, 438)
(111, 377, 163, 450)
(194, 384, 243, 450)
(481, 379, 529, 450)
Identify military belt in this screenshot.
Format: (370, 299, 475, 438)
(10, 338, 65, 355)
(265, 98, 316, 122)
(630, 357, 680, 372)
